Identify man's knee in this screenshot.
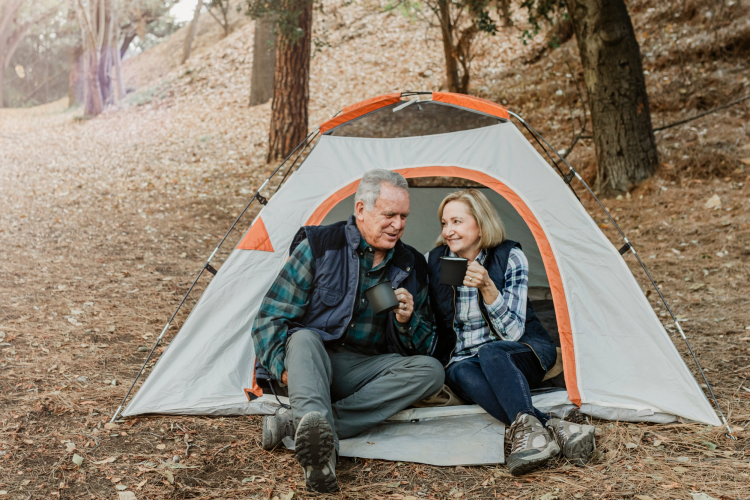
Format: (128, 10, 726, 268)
(287, 329, 324, 353)
(408, 356, 445, 396)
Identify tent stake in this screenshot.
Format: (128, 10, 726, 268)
(508, 110, 735, 439)
(109, 128, 321, 423)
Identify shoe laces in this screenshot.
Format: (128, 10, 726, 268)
(508, 418, 532, 454)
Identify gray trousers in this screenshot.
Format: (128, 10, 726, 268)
(285, 329, 445, 443)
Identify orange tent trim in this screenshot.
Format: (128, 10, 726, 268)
(432, 93, 510, 120)
(237, 217, 275, 252)
(305, 167, 580, 407)
(319, 93, 402, 133)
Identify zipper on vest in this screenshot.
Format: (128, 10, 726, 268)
(476, 252, 547, 373)
(444, 285, 458, 368)
(342, 251, 361, 346)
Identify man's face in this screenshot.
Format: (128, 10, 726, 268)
(355, 183, 410, 252)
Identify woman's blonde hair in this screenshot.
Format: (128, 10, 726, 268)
(435, 189, 506, 249)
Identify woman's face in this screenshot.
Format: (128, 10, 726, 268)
(441, 200, 481, 259)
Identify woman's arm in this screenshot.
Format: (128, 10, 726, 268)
(464, 248, 529, 341)
(486, 248, 529, 341)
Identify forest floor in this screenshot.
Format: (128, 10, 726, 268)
(1, 0, 750, 499)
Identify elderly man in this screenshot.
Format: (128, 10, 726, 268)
(251, 170, 443, 493)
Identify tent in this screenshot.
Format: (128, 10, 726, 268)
(117, 91, 725, 464)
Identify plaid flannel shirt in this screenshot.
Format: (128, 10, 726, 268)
(251, 236, 435, 380)
(450, 247, 529, 364)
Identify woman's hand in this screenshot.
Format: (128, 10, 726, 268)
(463, 261, 499, 304)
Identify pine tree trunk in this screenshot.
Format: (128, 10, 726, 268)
(565, 0, 658, 194)
(267, 0, 312, 163)
(437, 0, 460, 93)
(249, 14, 275, 106)
(182, 0, 204, 64)
(0, 64, 6, 108)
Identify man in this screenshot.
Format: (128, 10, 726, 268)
(251, 170, 443, 493)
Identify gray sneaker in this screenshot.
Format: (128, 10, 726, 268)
(294, 411, 338, 493)
(548, 418, 596, 465)
(261, 407, 295, 450)
(506, 413, 560, 476)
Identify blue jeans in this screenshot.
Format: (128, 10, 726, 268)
(445, 341, 549, 426)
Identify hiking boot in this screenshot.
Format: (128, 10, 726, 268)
(506, 413, 560, 476)
(294, 411, 338, 493)
(261, 407, 295, 451)
(548, 418, 596, 465)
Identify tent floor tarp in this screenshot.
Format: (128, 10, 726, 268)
(248, 391, 679, 466)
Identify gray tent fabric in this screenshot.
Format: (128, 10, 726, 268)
(122, 117, 720, 436)
(322, 188, 549, 288)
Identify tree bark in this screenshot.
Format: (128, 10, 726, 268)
(249, 14, 275, 106)
(565, 0, 658, 194)
(437, 0, 460, 93)
(267, 0, 312, 163)
(182, 0, 204, 64)
(0, 64, 6, 108)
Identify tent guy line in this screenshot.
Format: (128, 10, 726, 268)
(508, 110, 734, 440)
(109, 126, 323, 423)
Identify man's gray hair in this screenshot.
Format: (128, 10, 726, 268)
(354, 169, 409, 211)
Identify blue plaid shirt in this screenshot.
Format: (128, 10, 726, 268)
(450, 248, 529, 364)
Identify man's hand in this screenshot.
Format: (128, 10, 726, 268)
(394, 287, 414, 324)
(281, 370, 288, 385)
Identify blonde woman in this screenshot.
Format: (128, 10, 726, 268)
(427, 189, 595, 476)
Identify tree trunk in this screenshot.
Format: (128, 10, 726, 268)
(267, 0, 312, 163)
(565, 0, 658, 194)
(249, 14, 275, 106)
(98, 0, 115, 105)
(0, 64, 6, 108)
(113, 19, 125, 100)
(119, 32, 136, 58)
(437, 0, 460, 93)
(182, 0, 204, 64)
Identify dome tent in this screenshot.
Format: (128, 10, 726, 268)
(114, 92, 727, 466)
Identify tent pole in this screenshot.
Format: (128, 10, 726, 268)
(508, 110, 735, 439)
(109, 128, 320, 423)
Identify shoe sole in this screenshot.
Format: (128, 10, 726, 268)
(563, 425, 596, 466)
(295, 412, 338, 493)
(507, 441, 560, 476)
(261, 416, 276, 451)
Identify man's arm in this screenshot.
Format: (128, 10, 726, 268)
(393, 283, 435, 355)
(251, 239, 316, 380)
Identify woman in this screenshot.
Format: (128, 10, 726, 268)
(427, 189, 595, 476)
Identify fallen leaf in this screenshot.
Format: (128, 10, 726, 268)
(739, 158, 750, 165)
(136, 479, 147, 489)
(636, 496, 655, 500)
(676, 456, 690, 462)
(104, 423, 119, 430)
(660, 482, 680, 489)
(653, 439, 662, 446)
(72, 454, 83, 466)
(538, 493, 559, 500)
(625, 442, 638, 449)
(691, 493, 719, 500)
(93, 456, 118, 465)
(242, 477, 255, 483)
(163, 469, 174, 484)
(673, 466, 689, 473)
(115, 484, 128, 491)
(704, 194, 721, 210)
(23, 439, 33, 445)
(387, 481, 401, 488)
(21, 480, 30, 486)
(66, 442, 76, 452)
(118, 492, 137, 500)
(279, 492, 294, 500)
(156, 444, 166, 450)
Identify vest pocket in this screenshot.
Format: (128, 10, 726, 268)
(317, 285, 344, 307)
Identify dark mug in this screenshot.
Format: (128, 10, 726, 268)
(364, 281, 400, 315)
(440, 256, 469, 286)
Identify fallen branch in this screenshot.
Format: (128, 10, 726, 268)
(654, 94, 750, 132)
(213, 444, 231, 456)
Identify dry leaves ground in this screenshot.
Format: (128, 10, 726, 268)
(1, 0, 750, 499)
